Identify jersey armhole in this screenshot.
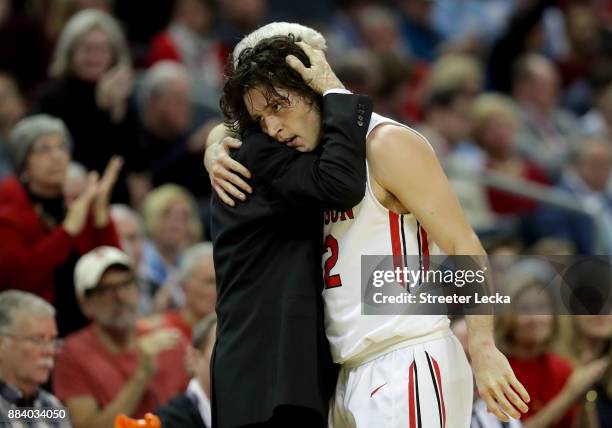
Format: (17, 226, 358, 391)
(365, 119, 435, 214)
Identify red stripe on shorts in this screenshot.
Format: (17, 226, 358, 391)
(431, 357, 446, 427)
(409, 361, 416, 428)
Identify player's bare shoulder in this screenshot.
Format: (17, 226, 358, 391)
(366, 122, 439, 188)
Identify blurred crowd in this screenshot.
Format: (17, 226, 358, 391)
(0, 0, 612, 427)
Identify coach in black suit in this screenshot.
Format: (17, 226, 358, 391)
(209, 37, 372, 428)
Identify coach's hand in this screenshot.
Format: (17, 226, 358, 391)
(470, 341, 530, 422)
(286, 41, 345, 95)
(204, 135, 252, 206)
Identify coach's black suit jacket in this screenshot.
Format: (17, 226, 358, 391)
(210, 93, 373, 428)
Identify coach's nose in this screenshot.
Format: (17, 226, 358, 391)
(263, 115, 283, 140)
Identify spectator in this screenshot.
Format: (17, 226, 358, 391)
(0, 290, 71, 427)
(156, 313, 216, 428)
(416, 87, 475, 160)
(138, 61, 212, 203)
(333, 52, 381, 101)
(371, 53, 415, 122)
(512, 53, 580, 180)
(581, 82, 612, 139)
(147, 0, 223, 116)
(557, 4, 604, 115)
(0, 0, 49, 98)
(403, 52, 483, 124)
(324, 0, 369, 62)
(533, 137, 612, 254)
(0, 115, 121, 336)
(43, 0, 112, 44)
(0, 72, 26, 179)
(431, 0, 515, 54)
(32, 9, 148, 205)
(63, 161, 88, 205)
(496, 273, 607, 428)
(487, 0, 553, 94)
(217, 0, 268, 53)
(112, 0, 174, 67)
(559, 316, 612, 368)
(471, 93, 550, 217)
(396, 0, 442, 63)
(355, 6, 406, 57)
(142, 184, 202, 294)
(110, 204, 153, 315)
(528, 238, 575, 256)
(53, 246, 188, 428)
(141, 243, 216, 339)
(425, 53, 483, 100)
(558, 316, 612, 428)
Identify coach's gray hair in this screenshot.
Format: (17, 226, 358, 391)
(49, 9, 131, 78)
(179, 242, 214, 283)
(138, 61, 191, 114)
(0, 291, 55, 333)
(10, 114, 72, 174)
(232, 22, 327, 68)
(191, 313, 217, 350)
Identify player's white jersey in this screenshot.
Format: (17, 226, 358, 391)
(322, 113, 449, 366)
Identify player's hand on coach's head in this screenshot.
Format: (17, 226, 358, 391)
(286, 41, 345, 95)
(204, 135, 252, 207)
(471, 343, 530, 422)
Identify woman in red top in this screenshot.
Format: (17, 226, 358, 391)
(472, 93, 550, 216)
(0, 114, 121, 336)
(496, 273, 607, 427)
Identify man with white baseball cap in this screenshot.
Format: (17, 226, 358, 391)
(53, 246, 189, 428)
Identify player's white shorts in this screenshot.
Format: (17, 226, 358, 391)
(329, 332, 473, 428)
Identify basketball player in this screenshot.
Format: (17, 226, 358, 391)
(205, 24, 530, 427)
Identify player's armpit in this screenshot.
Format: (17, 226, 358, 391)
(367, 125, 483, 256)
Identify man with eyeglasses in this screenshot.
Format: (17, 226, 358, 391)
(52, 246, 189, 428)
(0, 290, 72, 427)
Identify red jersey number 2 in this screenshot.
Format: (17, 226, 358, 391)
(324, 235, 342, 289)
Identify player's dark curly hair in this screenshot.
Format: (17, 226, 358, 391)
(220, 35, 323, 135)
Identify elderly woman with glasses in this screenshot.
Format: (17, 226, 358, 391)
(0, 114, 121, 336)
(32, 9, 147, 206)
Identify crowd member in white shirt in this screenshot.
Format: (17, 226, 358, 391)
(156, 313, 216, 428)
